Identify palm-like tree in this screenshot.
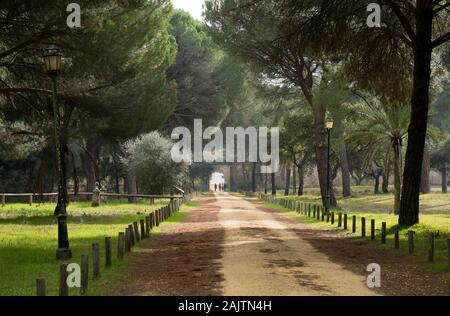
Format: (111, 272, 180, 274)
(349, 101, 410, 214)
(349, 100, 442, 214)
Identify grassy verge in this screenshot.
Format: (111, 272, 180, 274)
(254, 195, 449, 279)
(275, 187, 450, 214)
(0, 199, 175, 296)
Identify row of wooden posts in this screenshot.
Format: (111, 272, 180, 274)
(258, 193, 450, 268)
(35, 194, 193, 296)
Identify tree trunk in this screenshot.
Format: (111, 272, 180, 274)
(339, 141, 352, 197)
(35, 154, 47, 199)
(374, 174, 380, 194)
(382, 150, 390, 193)
(126, 174, 138, 203)
(230, 164, 237, 192)
(399, 5, 433, 226)
(84, 138, 99, 192)
(71, 152, 79, 196)
(420, 147, 431, 194)
(271, 172, 276, 195)
(264, 173, 268, 194)
(313, 110, 337, 207)
(441, 165, 448, 194)
(292, 164, 297, 195)
(393, 141, 402, 215)
(284, 167, 291, 196)
(298, 165, 304, 196)
(252, 162, 256, 192)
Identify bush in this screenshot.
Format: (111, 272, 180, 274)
(122, 132, 187, 194)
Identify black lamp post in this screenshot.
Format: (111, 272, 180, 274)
(325, 118, 334, 212)
(43, 46, 72, 260)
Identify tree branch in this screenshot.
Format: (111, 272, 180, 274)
(384, 0, 417, 47)
(432, 31, 450, 48)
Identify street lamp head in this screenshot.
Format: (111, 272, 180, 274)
(325, 118, 334, 130)
(43, 46, 62, 76)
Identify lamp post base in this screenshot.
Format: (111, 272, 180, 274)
(56, 248, 72, 260)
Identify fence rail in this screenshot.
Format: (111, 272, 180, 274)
(1, 192, 184, 206)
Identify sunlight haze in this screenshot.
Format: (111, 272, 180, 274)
(172, 0, 205, 21)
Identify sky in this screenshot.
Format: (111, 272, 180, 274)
(172, 0, 205, 21)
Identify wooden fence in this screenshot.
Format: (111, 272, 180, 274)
(0, 192, 183, 206)
(34, 193, 193, 296)
(256, 193, 450, 269)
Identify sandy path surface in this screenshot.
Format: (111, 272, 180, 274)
(218, 193, 376, 296)
(110, 192, 449, 296)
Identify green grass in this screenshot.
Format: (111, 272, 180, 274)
(277, 186, 450, 214)
(0, 198, 171, 217)
(0, 198, 180, 296)
(259, 193, 450, 279)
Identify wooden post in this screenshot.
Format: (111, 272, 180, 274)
(331, 212, 335, 225)
(29, 195, 33, 206)
(133, 222, 140, 242)
(408, 231, 414, 254)
(145, 216, 150, 237)
(394, 226, 400, 249)
(308, 204, 311, 217)
(105, 237, 112, 267)
(321, 207, 325, 221)
(428, 233, 434, 263)
(344, 214, 348, 230)
(118, 232, 124, 259)
(36, 278, 46, 296)
(1, 194, 5, 206)
(150, 213, 154, 229)
(326, 211, 330, 223)
(361, 217, 366, 237)
(156, 210, 160, 227)
(381, 222, 386, 244)
(371, 219, 375, 240)
(92, 243, 100, 277)
(140, 219, 145, 239)
(59, 263, 69, 296)
(125, 228, 131, 252)
(128, 224, 135, 246)
(338, 212, 342, 227)
(312, 206, 316, 218)
(80, 254, 89, 294)
(352, 215, 356, 233)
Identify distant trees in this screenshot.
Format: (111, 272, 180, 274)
(430, 140, 450, 193)
(165, 10, 246, 130)
(205, 0, 338, 206)
(280, 110, 314, 196)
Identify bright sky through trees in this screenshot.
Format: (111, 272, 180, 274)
(172, 0, 205, 20)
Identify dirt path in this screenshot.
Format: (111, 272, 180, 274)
(218, 193, 376, 296)
(110, 192, 449, 296)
